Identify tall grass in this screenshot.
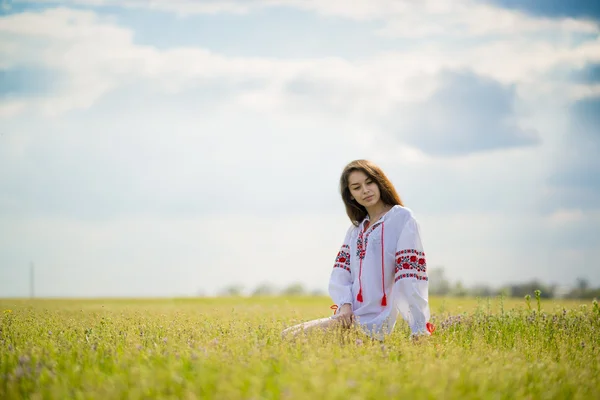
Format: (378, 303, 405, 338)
(1, 296, 598, 399)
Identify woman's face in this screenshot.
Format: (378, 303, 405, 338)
(348, 170, 381, 209)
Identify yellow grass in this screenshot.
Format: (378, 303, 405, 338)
(1, 295, 598, 399)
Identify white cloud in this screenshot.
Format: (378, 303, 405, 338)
(3, 204, 598, 298)
(375, 2, 598, 38)
(2, 3, 600, 296)
(0, 211, 353, 297)
(0, 6, 594, 214)
(545, 208, 586, 225)
(0, 101, 26, 118)
(16, 0, 599, 38)
(2, 6, 599, 121)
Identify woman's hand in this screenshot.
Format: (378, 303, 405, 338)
(337, 303, 354, 328)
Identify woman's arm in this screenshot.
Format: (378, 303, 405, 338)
(392, 215, 431, 336)
(328, 226, 355, 316)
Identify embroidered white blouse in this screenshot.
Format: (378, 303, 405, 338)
(328, 205, 431, 339)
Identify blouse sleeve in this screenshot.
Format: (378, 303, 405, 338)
(328, 226, 355, 308)
(392, 215, 431, 335)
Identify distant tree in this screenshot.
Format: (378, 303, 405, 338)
(585, 288, 600, 299)
(566, 277, 599, 299)
(507, 280, 555, 298)
(470, 284, 496, 297)
(497, 286, 512, 298)
(220, 284, 244, 297)
(451, 281, 468, 297)
(281, 283, 306, 296)
(251, 283, 275, 296)
(310, 288, 326, 297)
(576, 277, 590, 291)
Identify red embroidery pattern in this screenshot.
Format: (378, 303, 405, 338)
(395, 273, 428, 282)
(356, 235, 365, 259)
(394, 249, 428, 282)
(356, 221, 382, 259)
(334, 245, 351, 272)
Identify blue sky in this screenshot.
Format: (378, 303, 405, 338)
(486, 0, 600, 20)
(1, 0, 599, 297)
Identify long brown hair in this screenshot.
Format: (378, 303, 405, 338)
(339, 159, 404, 226)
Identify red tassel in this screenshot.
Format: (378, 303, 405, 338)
(380, 222, 387, 308)
(357, 290, 363, 302)
(426, 322, 435, 334)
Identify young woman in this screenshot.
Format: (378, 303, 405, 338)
(282, 159, 432, 340)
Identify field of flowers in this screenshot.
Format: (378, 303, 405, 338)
(1, 295, 598, 399)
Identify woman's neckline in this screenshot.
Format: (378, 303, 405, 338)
(362, 205, 398, 232)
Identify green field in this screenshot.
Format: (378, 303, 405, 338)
(1, 296, 598, 399)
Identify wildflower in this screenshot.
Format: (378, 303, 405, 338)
(3, 309, 11, 314)
(14, 367, 25, 379)
(440, 315, 463, 330)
